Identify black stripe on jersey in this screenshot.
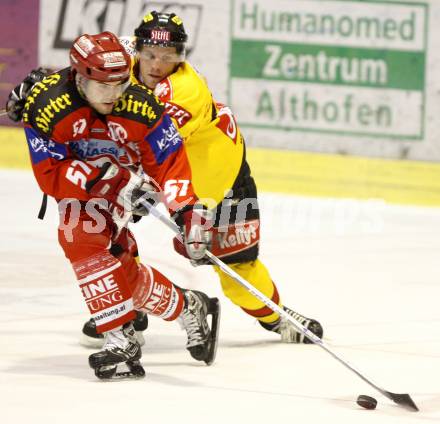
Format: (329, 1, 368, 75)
(112, 83, 165, 128)
(23, 67, 86, 137)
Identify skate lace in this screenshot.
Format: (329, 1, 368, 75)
(283, 307, 309, 325)
(179, 294, 207, 347)
(104, 330, 127, 351)
(104, 326, 135, 351)
(279, 308, 311, 342)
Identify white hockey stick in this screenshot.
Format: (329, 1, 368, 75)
(139, 198, 419, 412)
(0, 108, 7, 117)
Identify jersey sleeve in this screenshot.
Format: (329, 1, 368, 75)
(136, 114, 197, 213)
(24, 125, 100, 201)
(157, 64, 213, 140)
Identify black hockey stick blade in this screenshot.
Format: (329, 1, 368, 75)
(387, 392, 419, 411)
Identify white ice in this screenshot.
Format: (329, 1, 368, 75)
(0, 169, 439, 423)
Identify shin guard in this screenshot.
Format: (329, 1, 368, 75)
(73, 251, 136, 333)
(133, 263, 184, 321)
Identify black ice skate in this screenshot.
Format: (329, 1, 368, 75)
(178, 289, 220, 365)
(80, 311, 148, 348)
(88, 321, 145, 380)
(259, 306, 323, 344)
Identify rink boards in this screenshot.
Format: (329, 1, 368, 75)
(2, 125, 440, 206)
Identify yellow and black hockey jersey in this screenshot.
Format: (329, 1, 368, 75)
(131, 57, 244, 206)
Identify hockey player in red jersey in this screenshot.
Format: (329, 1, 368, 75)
(14, 32, 220, 379)
(7, 14, 323, 348)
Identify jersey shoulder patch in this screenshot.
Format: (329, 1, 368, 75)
(164, 63, 212, 119)
(23, 68, 86, 137)
(154, 78, 173, 101)
(112, 82, 165, 128)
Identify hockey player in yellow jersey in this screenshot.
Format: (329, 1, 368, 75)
(122, 11, 324, 343)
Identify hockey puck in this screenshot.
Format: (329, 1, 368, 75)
(357, 395, 377, 410)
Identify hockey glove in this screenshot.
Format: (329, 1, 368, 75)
(6, 68, 48, 122)
(173, 206, 213, 265)
(85, 162, 158, 216)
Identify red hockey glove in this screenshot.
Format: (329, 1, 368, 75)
(173, 206, 213, 265)
(86, 162, 157, 215)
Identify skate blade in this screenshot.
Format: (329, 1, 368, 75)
(204, 298, 221, 366)
(95, 361, 146, 380)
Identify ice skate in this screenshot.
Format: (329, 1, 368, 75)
(178, 289, 220, 365)
(80, 311, 148, 348)
(88, 321, 145, 380)
(259, 306, 323, 343)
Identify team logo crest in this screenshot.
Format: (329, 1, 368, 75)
(107, 121, 128, 144)
(73, 118, 87, 137)
(216, 104, 238, 144)
(154, 80, 172, 100)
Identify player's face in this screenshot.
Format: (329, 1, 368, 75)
(138, 46, 181, 89)
(79, 77, 130, 114)
(90, 100, 115, 115)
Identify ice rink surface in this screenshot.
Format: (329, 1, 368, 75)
(1, 169, 440, 423)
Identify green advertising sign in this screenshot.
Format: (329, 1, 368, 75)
(229, 0, 428, 139)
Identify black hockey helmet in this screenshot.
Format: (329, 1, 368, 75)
(134, 11, 187, 55)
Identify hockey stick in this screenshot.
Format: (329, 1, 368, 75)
(0, 108, 7, 117)
(139, 198, 419, 412)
